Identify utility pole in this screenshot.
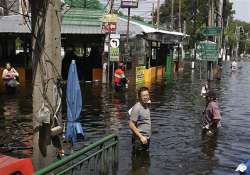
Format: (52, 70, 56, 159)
(31, 0, 62, 169)
(171, 0, 174, 30)
(126, 7, 131, 45)
(106, 0, 114, 84)
(207, 0, 215, 80)
(192, 0, 197, 61)
(152, 2, 155, 27)
(178, 0, 181, 32)
(156, 0, 160, 29)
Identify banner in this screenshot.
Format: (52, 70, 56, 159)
(136, 66, 145, 84)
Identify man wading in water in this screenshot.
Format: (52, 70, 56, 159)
(202, 90, 222, 136)
(129, 87, 151, 150)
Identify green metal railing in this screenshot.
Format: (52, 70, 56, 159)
(35, 134, 118, 175)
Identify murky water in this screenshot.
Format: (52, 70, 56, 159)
(1, 60, 250, 174)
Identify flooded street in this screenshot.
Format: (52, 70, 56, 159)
(1, 60, 250, 174)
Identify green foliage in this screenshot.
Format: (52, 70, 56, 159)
(158, 0, 235, 48)
(246, 40, 250, 54)
(225, 19, 250, 54)
(131, 15, 144, 22)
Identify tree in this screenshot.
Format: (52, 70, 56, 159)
(31, 0, 62, 169)
(0, 0, 8, 15)
(158, 0, 235, 49)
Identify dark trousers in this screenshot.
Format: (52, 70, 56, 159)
(132, 136, 150, 151)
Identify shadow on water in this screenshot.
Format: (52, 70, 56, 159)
(0, 90, 33, 158)
(1, 60, 250, 174)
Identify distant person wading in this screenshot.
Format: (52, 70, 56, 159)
(202, 90, 222, 136)
(2, 62, 19, 93)
(114, 62, 128, 92)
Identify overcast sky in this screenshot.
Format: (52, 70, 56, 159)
(100, 0, 250, 23)
(100, 0, 165, 21)
(232, 0, 250, 22)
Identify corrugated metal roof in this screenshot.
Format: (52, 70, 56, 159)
(61, 8, 103, 34)
(0, 15, 30, 33)
(117, 16, 189, 37)
(0, 9, 188, 37)
(64, 0, 103, 9)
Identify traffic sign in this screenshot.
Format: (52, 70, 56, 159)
(197, 41, 219, 61)
(201, 27, 221, 36)
(110, 39, 120, 48)
(110, 34, 120, 39)
(110, 47, 119, 61)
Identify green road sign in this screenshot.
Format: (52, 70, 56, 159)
(197, 41, 218, 62)
(110, 47, 119, 61)
(201, 27, 221, 36)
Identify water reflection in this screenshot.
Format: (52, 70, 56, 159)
(131, 149, 150, 175)
(1, 61, 250, 174)
(201, 132, 218, 159)
(3, 95, 18, 119)
(0, 90, 32, 157)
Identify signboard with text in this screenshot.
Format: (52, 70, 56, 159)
(136, 66, 145, 84)
(110, 47, 119, 61)
(101, 14, 117, 33)
(201, 27, 221, 36)
(101, 22, 117, 33)
(197, 41, 219, 61)
(121, 0, 139, 8)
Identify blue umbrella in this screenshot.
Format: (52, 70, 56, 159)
(65, 60, 84, 144)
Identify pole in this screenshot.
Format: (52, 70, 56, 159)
(107, 0, 114, 84)
(178, 0, 181, 32)
(152, 2, 155, 27)
(126, 7, 131, 46)
(171, 0, 174, 30)
(31, 0, 62, 169)
(156, 0, 160, 29)
(107, 34, 110, 83)
(207, 0, 214, 80)
(192, 0, 197, 61)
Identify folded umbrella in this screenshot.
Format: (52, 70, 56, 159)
(65, 60, 84, 144)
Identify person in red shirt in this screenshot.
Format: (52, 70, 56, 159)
(114, 62, 128, 92)
(202, 90, 222, 136)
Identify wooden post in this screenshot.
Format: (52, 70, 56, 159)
(31, 0, 62, 170)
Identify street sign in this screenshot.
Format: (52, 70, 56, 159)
(110, 47, 119, 61)
(101, 14, 117, 33)
(110, 39, 120, 48)
(197, 41, 219, 61)
(102, 22, 117, 33)
(201, 27, 221, 36)
(121, 0, 139, 8)
(110, 34, 120, 39)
